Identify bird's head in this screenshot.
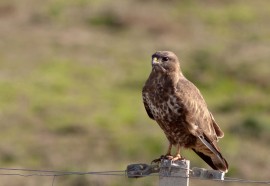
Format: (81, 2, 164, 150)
(151, 51, 180, 73)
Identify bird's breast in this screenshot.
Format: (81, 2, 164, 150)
(145, 92, 183, 122)
(143, 82, 196, 146)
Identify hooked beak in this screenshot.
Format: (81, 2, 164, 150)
(152, 57, 159, 65)
(151, 57, 166, 72)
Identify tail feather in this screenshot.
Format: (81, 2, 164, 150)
(192, 148, 228, 173)
(195, 135, 229, 172)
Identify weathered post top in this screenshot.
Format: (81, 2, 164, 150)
(159, 159, 190, 186)
(126, 159, 225, 185)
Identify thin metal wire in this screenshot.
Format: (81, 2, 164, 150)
(0, 167, 269, 184)
(0, 167, 126, 177)
(189, 175, 270, 184)
(224, 177, 270, 184)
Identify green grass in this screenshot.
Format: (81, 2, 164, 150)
(0, 0, 269, 185)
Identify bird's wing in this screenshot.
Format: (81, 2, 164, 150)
(176, 78, 223, 143)
(142, 91, 155, 120)
(176, 78, 228, 168)
(210, 112, 224, 139)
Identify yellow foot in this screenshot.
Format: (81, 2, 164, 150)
(171, 154, 185, 162)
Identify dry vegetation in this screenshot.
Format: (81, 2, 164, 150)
(0, 0, 269, 185)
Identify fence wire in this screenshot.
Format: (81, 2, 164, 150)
(0, 167, 269, 185)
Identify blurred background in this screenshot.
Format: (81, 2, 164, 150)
(0, 0, 269, 185)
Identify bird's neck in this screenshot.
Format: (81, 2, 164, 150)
(151, 70, 183, 87)
(168, 71, 183, 86)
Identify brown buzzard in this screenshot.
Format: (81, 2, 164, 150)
(142, 51, 228, 172)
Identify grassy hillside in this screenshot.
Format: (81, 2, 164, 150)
(0, 0, 269, 185)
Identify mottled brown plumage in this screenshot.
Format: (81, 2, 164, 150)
(142, 51, 228, 172)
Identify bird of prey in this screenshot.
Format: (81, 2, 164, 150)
(142, 51, 228, 172)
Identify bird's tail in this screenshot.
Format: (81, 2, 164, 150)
(192, 148, 228, 173)
(193, 135, 228, 173)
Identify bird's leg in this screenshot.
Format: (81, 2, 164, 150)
(151, 143, 173, 164)
(164, 143, 173, 159)
(171, 144, 184, 161)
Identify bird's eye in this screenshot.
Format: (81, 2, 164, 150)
(162, 57, 169, 62)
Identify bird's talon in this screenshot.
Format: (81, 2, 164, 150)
(164, 155, 174, 160)
(151, 154, 173, 164)
(151, 155, 164, 164)
(171, 154, 184, 162)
